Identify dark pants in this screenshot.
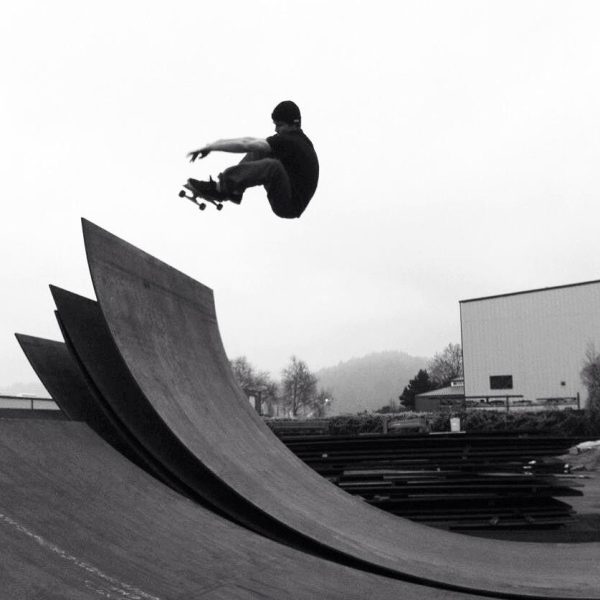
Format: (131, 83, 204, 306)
(219, 153, 299, 218)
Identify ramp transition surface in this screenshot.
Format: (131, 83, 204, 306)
(81, 219, 600, 599)
(17, 330, 165, 477)
(51, 285, 204, 499)
(50, 285, 301, 536)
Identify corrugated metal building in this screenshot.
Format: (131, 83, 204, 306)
(460, 280, 600, 410)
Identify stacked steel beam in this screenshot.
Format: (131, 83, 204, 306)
(276, 430, 583, 530)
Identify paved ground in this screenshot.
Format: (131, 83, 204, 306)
(465, 448, 600, 543)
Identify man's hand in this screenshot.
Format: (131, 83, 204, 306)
(187, 148, 211, 162)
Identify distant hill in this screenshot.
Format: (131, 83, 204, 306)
(316, 351, 429, 415)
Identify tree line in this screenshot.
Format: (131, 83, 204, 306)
(378, 343, 463, 412)
(233, 341, 600, 418)
(230, 355, 333, 417)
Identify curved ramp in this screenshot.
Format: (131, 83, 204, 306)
(15, 334, 90, 421)
(16, 331, 166, 475)
(50, 287, 194, 492)
(0, 419, 476, 600)
(50, 285, 303, 537)
(82, 219, 600, 599)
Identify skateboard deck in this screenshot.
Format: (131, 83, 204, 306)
(179, 182, 224, 211)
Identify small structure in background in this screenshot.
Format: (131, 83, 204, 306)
(415, 378, 465, 412)
(415, 371, 582, 414)
(245, 387, 267, 416)
(0, 394, 62, 420)
(0, 393, 58, 411)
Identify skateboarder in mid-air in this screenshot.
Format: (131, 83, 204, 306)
(185, 100, 319, 218)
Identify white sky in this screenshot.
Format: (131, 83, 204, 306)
(1, 1, 600, 387)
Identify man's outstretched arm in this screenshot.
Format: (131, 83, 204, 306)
(187, 137, 271, 161)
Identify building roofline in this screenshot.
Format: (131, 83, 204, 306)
(459, 278, 600, 304)
(415, 385, 465, 398)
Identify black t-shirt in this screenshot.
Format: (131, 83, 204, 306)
(266, 129, 319, 214)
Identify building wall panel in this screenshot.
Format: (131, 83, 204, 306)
(460, 282, 600, 408)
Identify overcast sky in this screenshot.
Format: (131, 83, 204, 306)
(1, 1, 600, 389)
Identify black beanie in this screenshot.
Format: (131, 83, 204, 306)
(271, 100, 301, 125)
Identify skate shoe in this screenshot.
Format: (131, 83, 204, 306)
(186, 178, 243, 204)
(186, 177, 228, 202)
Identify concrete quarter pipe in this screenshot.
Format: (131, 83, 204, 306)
(80, 219, 600, 599)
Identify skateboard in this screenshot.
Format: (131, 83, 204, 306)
(179, 182, 224, 211)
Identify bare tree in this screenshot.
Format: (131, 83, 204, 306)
(230, 356, 256, 390)
(428, 343, 463, 388)
(312, 388, 334, 417)
(230, 356, 278, 414)
(581, 343, 600, 415)
(281, 356, 318, 417)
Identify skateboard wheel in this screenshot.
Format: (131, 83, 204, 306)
(217, 204, 223, 211)
(178, 190, 186, 198)
(199, 204, 206, 210)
